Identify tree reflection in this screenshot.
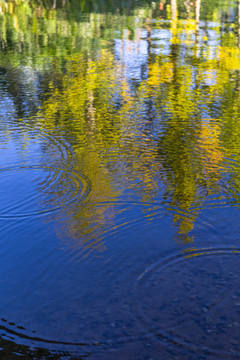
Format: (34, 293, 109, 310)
(1, 0, 240, 252)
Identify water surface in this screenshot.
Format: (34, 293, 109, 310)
(1, 0, 240, 359)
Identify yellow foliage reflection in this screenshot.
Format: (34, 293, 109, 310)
(1, 0, 240, 254)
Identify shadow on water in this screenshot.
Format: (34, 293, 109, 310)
(0, 337, 89, 360)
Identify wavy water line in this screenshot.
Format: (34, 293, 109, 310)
(190, 200, 240, 211)
(0, 316, 154, 357)
(97, 200, 196, 220)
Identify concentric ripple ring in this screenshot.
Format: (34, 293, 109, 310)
(134, 247, 240, 358)
(0, 165, 91, 218)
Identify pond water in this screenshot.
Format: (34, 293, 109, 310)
(1, 0, 240, 359)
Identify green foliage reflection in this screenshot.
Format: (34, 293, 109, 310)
(1, 0, 240, 252)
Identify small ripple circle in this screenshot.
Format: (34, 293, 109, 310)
(0, 165, 91, 218)
(133, 247, 240, 358)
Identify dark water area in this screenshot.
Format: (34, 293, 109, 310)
(1, 0, 240, 359)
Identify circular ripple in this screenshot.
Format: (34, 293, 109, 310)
(0, 126, 73, 170)
(35, 130, 73, 168)
(0, 166, 91, 218)
(134, 247, 240, 358)
(22, 128, 73, 168)
(0, 318, 89, 353)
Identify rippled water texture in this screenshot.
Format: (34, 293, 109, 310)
(1, 0, 240, 359)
